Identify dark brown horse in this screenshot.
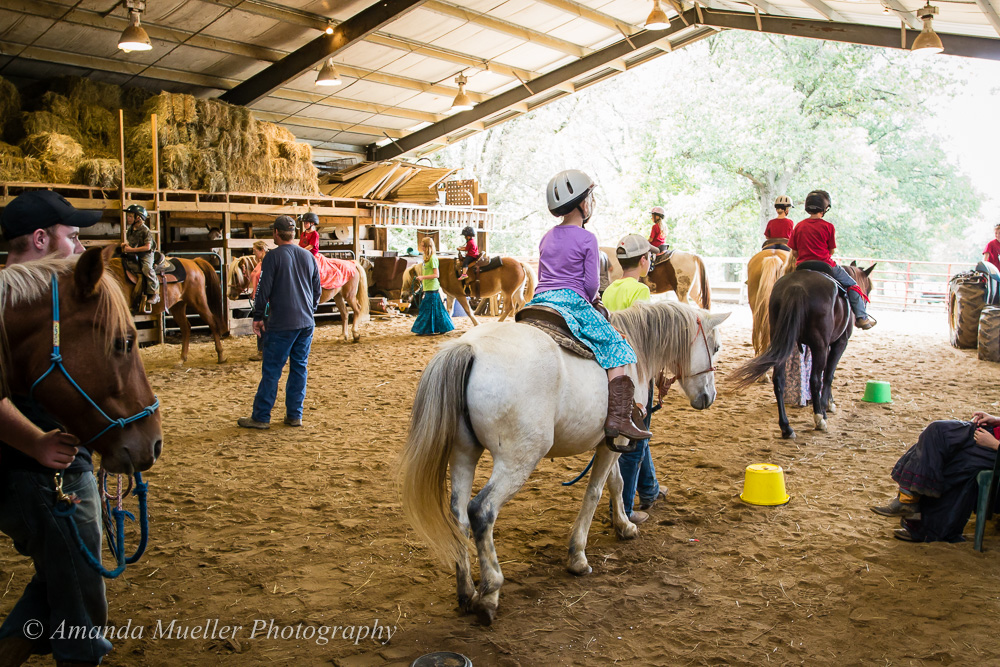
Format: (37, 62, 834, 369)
(0, 246, 163, 472)
(731, 261, 875, 439)
(110, 256, 228, 363)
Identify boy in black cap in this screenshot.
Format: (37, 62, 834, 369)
(1, 190, 101, 264)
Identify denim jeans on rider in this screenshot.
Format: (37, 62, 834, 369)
(251, 326, 314, 423)
(0, 469, 111, 663)
(614, 383, 661, 516)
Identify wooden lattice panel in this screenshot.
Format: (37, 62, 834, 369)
(444, 179, 478, 206)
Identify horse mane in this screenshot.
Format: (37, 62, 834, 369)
(0, 257, 132, 398)
(228, 254, 257, 288)
(609, 300, 697, 382)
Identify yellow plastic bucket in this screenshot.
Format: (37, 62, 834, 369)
(740, 463, 790, 506)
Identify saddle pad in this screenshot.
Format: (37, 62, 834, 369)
(477, 255, 503, 273)
(515, 305, 595, 360)
(652, 250, 674, 266)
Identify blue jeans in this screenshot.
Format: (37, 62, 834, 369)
(615, 383, 660, 515)
(252, 327, 313, 423)
(0, 469, 111, 663)
(830, 265, 870, 320)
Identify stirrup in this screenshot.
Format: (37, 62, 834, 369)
(605, 435, 639, 453)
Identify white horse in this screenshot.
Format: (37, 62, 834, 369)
(400, 301, 730, 625)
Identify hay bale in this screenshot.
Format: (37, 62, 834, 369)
(52, 77, 122, 110)
(39, 92, 75, 120)
(74, 158, 121, 188)
(0, 77, 21, 141)
(78, 105, 118, 153)
(0, 141, 22, 157)
(21, 132, 84, 183)
(0, 154, 43, 182)
(21, 111, 80, 141)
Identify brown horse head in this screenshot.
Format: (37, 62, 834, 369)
(0, 246, 163, 473)
(847, 261, 876, 297)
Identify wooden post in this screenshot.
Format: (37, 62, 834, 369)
(151, 112, 160, 232)
(118, 109, 127, 246)
(352, 216, 360, 258)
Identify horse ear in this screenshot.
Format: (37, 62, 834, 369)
(850, 260, 857, 267)
(707, 311, 731, 328)
(74, 245, 111, 298)
(864, 263, 876, 276)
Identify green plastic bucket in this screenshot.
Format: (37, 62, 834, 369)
(861, 380, 892, 403)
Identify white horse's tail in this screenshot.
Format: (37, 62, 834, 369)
(354, 260, 370, 324)
(400, 341, 475, 565)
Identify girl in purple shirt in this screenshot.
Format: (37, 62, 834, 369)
(527, 170, 651, 448)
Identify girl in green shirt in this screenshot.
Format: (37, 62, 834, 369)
(411, 237, 454, 336)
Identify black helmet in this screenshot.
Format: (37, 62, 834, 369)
(299, 212, 319, 225)
(804, 190, 831, 215)
(124, 204, 148, 220)
(461, 226, 475, 237)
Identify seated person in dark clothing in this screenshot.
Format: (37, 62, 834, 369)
(871, 411, 999, 542)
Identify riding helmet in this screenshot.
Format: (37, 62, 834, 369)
(461, 226, 476, 238)
(773, 195, 793, 208)
(650, 206, 666, 217)
(124, 204, 148, 220)
(804, 190, 831, 214)
(546, 170, 596, 217)
(300, 212, 320, 225)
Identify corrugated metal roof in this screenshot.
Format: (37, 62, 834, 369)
(1, 0, 998, 163)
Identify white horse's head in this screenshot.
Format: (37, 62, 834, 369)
(677, 310, 730, 409)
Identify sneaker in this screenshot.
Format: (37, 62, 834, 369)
(870, 497, 919, 518)
(237, 417, 269, 430)
(855, 316, 877, 330)
(639, 488, 668, 511)
(628, 511, 649, 525)
(283, 416, 302, 427)
(147, 293, 160, 305)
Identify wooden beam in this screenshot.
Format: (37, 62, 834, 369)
(798, 0, 847, 23)
(422, 0, 591, 58)
(221, 0, 428, 106)
(975, 0, 1000, 36)
(532, 0, 641, 34)
(252, 111, 404, 139)
(883, 0, 922, 31)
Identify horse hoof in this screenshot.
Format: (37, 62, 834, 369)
(457, 595, 475, 615)
(827, 401, 837, 414)
(815, 420, 828, 432)
(352, 335, 361, 343)
(474, 604, 496, 626)
(567, 556, 592, 576)
(217, 356, 227, 364)
(782, 429, 796, 440)
(616, 522, 639, 540)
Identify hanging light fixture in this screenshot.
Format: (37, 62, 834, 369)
(911, 2, 944, 55)
(645, 0, 670, 30)
(450, 73, 474, 112)
(316, 58, 342, 86)
(118, 1, 152, 53)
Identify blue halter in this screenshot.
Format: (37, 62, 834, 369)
(30, 275, 159, 446)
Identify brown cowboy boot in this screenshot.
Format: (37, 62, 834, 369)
(604, 376, 652, 441)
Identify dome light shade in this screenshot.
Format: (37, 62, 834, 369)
(316, 59, 342, 86)
(118, 11, 152, 53)
(911, 3, 944, 55)
(450, 73, 474, 112)
(645, 0, 670, 30)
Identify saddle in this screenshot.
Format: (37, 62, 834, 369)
(795, 261, 846, 296)
(514, 305, 595, 360)
(762, 240, 791, 252)
(123, 252, 185, 285)
(652, 248, 674, 266)
(461, 254, 502, 299)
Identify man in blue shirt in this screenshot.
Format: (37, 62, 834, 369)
(238, 216, 321, 429)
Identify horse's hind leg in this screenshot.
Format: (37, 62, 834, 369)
(810, 346, 830, 431)
(449, 439, 484, 614)
(334, 293, 349, 343)
(345, 291, 363, 342)
(606, 452, 638, 540)
(188, 290, 226, 363)
(772, 360, 795, 439)
(169, 302, 190, 364)
(568, 446, 621, 576)
(468, 457, 538, 625)
(823, 336, 849, 417)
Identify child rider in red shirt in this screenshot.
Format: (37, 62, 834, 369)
(457, 226, 480, 281)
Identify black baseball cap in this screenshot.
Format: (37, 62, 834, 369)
(273, 215, 296, 232)
(1, 191, 103, 241)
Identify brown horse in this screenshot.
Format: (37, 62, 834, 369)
(110, 255, 228, 364)
(0, 246, 162, 472)
(227, 255, 370, 343)
(731, 262, 875, 439)
(402, 256, 536, 325)
(747, 247, 790, 356)
(601, 248, 711, 309)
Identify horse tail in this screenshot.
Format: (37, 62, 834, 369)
(518, 260, 536, 308)
(730, 283, 807, 390)
(195, 258, 229, 336)
(697, 255, 711, 309)
(752, 256, 785, 354)
(354, 260, 370, 324)
(400, 341, 475, 566)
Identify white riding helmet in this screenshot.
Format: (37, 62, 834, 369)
(650, 206, 666, 217)
(774, 195, 793, 208)
(546, 170, 596, 217)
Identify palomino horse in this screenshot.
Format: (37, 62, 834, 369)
(601, 248, 711, 308)
(109, 256, 228, 364)
(227, 255, 370, 343)
(731, 262, 875, 439)
(401, 256, 535, 325)
(400, 302, 729, 624)
(747, 247, 790, 357)
(0, 246, 162, 472)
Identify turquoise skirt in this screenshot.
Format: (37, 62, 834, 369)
(527, 289, 636, 369)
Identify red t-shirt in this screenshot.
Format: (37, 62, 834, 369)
(299, 230, 320, 257)
(764, 217, 794, 240)
(649, 222, 666, 247)
(789, 218, 836, 267)
(984, 239, 1000, 271)
(460, 237, 480, 258)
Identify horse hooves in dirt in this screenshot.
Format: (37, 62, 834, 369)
(782, 428, 797, 440)
(827, 401, 837, 414)
(814, 414, 828, 431)
(615, 521, 639, 540)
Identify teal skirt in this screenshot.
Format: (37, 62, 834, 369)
(527, 289, 636, 369)
(411, 290, 454, 335)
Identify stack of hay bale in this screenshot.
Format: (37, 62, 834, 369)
(0, 76, 318, 195)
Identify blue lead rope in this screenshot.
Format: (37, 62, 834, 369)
(53, 472, 149, 579)
(562, 453, 596, 486)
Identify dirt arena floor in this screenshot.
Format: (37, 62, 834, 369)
(5, 302, 1000, 666)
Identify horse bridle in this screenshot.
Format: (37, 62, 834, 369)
(654, 316, 716, 406)
(28, 275, 160, 447)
